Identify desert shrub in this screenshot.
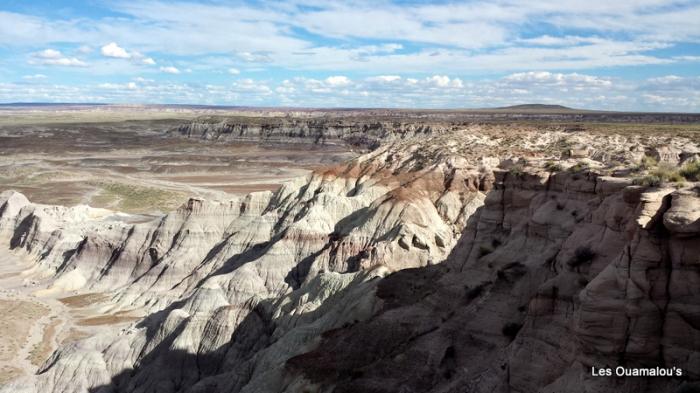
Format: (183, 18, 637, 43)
(637, 155, 658, 171)
(544, 161, 563, 172)
(569, 161, 590, 173)
(568, 246, 596, 267)
(654, 164, 684, 182)
(680, 160, 700, 181)
(502, 322, 523, 340)
(509, 163, 525, 178)
(633, 163, 684, 187)
(633, 174, 662, 187)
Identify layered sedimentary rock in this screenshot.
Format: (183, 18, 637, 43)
(1, 125, 699, 393)
(172, 116, 457, 149)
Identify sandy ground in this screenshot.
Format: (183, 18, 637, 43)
(0, 248, 137, 385)
(0, 121, 354, 213)
(0, 249, 65, 384)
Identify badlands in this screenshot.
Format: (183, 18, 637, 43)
(0, 104, 700, 393)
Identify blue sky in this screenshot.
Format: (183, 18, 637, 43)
(0, 0, 699, 111)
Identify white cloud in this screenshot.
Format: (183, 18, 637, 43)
(22, 74, 47, 80)
(426, 75, 463, 88)
(367, 75, 401, 83)
(228, 67, 240, 75)
(0, 1, 699, 111)
(502, 71, 613, 87)
(101, 42, 131, 58)
(1, 73, 698, 111)
(100, 43, 156, 66)
(36, 48, 62, 59)
(31, 50, 88, 67)
(325, 76, 351, 87)
(160, 66, 180, 74)
(97, 83, 122, 89)
(44, 57, 88, 67)
(0, 2, 696, 75)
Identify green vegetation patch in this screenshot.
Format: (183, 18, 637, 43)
(92, 181, 186, 213)
(632, 159, 700, 187)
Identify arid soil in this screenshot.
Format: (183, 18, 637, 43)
(0, 249, 119, 384)
(0, 119, 353, 213)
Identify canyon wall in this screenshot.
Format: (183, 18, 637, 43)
(0, 125, 698, 393)
(171, 117, 457, 148)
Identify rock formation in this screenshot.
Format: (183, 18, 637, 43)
(0, 123, 699, 393)
(172, 116, 458, 149)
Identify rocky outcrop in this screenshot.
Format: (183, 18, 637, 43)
(172, 117, 456, 149)
(1, 125, 699, 393)
(286, 170, 700, 393)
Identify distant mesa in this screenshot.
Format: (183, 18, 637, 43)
(495, 104, 576, 111)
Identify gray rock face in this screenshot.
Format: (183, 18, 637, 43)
(286, 172, 700, 393)
(1, 125, 699, 393)
(173, 117, 455, 149)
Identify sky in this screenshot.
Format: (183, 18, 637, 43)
(0, 0, 699, 111)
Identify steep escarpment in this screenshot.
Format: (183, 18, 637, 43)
(0, 127, 492, 393)
(172, 116, 457, 149)
(1, 125, 699, 393)
(286, 171, 700, 393)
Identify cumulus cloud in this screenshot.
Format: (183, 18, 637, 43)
(0, 1, 697, 78)
(325, 76, 351, 87)
(101, 42, 130, 58)
(367, 75, 401, 83)
(44, 57, 88, 66)
(228, 67, 240, 75)
(31, 49, 88, 67)
(100, 42, 156, 66)
(426, 75, 463, 88)
(502, 72, 612, 87)
(1, 73, 698, 111)
(160, 66, 180, 74)
(140, 57, 156, 65)
(36, 49, 62, 59)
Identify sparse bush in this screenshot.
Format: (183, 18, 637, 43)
(638, 155, 658, 171)
(544, 161, 563, 172)
(633, 163, 684, 187)
(633, 174, 662, 187)
(680, 160, 700, 181)
(569, 161, 590, 173)
(509, 163, 525, 178)
(653, 163, 684, 182)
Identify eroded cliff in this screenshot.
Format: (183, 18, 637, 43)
(0, 124, 699, 393)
